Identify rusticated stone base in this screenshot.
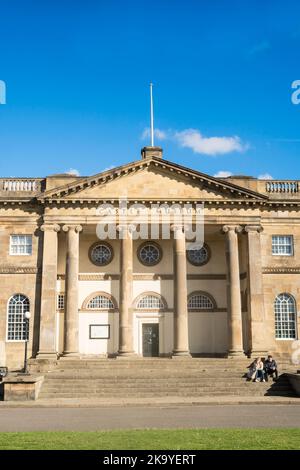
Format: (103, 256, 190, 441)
(3, 375, 44, 401)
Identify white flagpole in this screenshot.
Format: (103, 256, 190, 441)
(150, 82, 154, 147)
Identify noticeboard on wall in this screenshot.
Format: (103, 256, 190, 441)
(89, 324, 110, 339)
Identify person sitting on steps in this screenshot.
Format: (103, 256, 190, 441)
(255, 357, 265, 382)
(246, 358, 265, 382)
(264, 355, 278, 382)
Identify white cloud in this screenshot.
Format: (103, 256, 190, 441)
(175, 129, 248, 156)
(258, 173, 273, 180)
(141, 128, 168, 141)
(66, 168, 80, 176)
(249, 40, 271, 56)
(214, 170, 233, 178)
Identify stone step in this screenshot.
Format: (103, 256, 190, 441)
(38, 391, 296, 399)
(44, 376, 289, 386)
(45, 373, 292, 381)
(40, 381, 290, 389)
(37, 358, 295, 400)
(52, 362, 291, 368)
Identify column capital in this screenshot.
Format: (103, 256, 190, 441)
(170, 224, 184, 233)
(244, 225, 263, 234)
(62, 224, 83, 233)
(221, 225, 243, 234)
(116, 224, 136, 237)
(40, 224, 60, 233)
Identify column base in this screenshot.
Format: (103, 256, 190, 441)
(61, 352, 80, 359)
(172, 350, 192, 358)
(36, 351, 58, 360)
(227, 350, 245, 357)
(117, 351, 138, 358)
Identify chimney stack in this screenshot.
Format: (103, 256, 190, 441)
(141, 146, 163, 159)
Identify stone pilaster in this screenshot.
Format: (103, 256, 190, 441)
(222, 225, 244, 356)
(172, 226, 190, 357)
(118, 225, 134, 356)
(245, 225, 268, 356)
(62, 225, 82, 356)
(37, 224, 60, 358)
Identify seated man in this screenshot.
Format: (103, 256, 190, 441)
(264, 355, 278, 382)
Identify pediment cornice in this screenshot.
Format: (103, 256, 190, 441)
(37, 157, 268, 203)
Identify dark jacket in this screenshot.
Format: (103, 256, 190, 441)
(264, 359, 277, 371)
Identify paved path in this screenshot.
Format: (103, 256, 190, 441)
(0, 405, 300, 431)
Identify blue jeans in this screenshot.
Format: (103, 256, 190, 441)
(256, 369, 265, 381)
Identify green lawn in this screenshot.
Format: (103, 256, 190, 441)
(0, 429, 299, 450)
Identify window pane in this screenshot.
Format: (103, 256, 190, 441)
(10, 235, 32, 255)
(272, 236, 293, 255)
(7, 294, 30, 341)
(274, 293, 297, 339)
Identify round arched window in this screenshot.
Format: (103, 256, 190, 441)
(7, 294, 30, 341)
(89, 242, 113, 266)
(274, 293, 297, 339)
(87, 295, 114, 309)
(186, 244, 210, 266)
(188, 292, 215, 310)
(138, 242, 162, 266)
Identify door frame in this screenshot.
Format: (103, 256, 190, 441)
(142, 322, 159, 357)
(135, 314, 164, 356)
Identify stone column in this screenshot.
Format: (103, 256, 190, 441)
(118, 225, 134, 356)
(37, 224, 60, 358)
(62, 225, 82, 356)
(245, 225, 268, 356)
(222, 225, 244, 356)
(172, 226, 190, 357)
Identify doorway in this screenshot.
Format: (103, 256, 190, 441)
(142, 323, 159, 357)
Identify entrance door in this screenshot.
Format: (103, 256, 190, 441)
(142, 323, 159, 357)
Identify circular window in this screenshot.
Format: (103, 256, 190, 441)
(186, 243, 210, 266)
(138, 242, 162, 266)
(89, 242, 113, 266)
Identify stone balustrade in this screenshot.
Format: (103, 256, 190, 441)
(0, 178, 42, 193)
(265, 181, 299, 194)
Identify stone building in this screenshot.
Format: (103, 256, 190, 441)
(0, 146, 299, 369)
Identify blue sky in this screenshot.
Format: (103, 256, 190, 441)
(1, 0, 300, 179)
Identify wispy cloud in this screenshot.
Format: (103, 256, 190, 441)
(66, 168, 80, 176)
(174, 129, 248, 156)
(258, 173, 273, 180)
(101, 165, 115, 172)
(248, 40, 271, 56)
(214, 170, 233, 178)
(141, 128, 168, 141)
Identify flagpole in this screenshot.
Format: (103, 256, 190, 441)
(150, 82, 154, 147)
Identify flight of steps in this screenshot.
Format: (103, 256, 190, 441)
(37, 358, 297, 400)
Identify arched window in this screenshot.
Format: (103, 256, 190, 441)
(274, 293, 297, 339)
(188, 292, 215, 311)
(7, 294, 30, 341)
(86, 295, 114, 310)
(136, 294, 165, 310)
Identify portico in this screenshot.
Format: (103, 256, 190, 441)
(36, 218, 264, 359)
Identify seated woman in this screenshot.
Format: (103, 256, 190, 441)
(255, 358, 265, 382)
(246, 358, 259, 381)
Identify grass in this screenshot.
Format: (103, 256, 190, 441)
(0, 429, 299, 450)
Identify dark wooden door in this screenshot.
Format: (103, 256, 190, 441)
(142, 323, 159, 357)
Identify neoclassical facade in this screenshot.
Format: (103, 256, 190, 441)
(1, 146, 299, 368)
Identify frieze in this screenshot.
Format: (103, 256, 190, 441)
(263, 267, 300, 274)
(0, 266, 39, 274)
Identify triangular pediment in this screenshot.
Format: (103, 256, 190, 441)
(39, 157, 268, 202)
